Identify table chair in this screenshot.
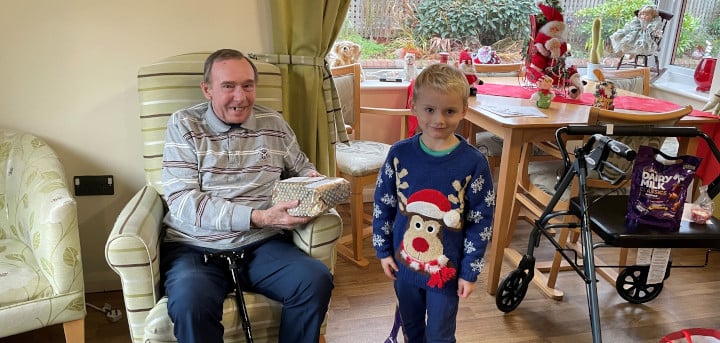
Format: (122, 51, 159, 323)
(0, 128, 85, 342)
(615, 9, 674, 73)
(105, 52, 342, 343)
(601, 67, 651, 96)
(332, 63, 413, 267)
(508, 105, 693, 296)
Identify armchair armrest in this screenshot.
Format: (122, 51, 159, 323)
(292, 209, 342, 273)
(105, 185, 165, 342)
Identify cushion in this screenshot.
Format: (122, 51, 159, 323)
(0, 239, 53, 306)
(335, 140, 391, 177)
(334, 74, 355, 125)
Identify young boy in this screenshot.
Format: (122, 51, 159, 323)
(373, 63, 495, 342)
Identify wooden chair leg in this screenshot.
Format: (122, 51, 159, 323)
(547, 228, 572, 289)
(336, 176, 370, 268)
(63, 318, 85, 343)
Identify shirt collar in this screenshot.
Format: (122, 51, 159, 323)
(204, 101, 258, 132)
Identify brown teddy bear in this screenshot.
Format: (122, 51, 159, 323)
(329, 40, 361, 67)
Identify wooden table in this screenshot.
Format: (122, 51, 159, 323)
(465, 79, 720, 298)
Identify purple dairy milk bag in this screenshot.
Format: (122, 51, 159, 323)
(626, 145, 702, 231)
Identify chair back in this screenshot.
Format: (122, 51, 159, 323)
(330, 63, 361, 139)
(137, 52, 282, 195)
(587, 105, 692, 180)
(600, 67, 651, 96)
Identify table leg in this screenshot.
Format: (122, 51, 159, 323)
(486, 129, 524, 295)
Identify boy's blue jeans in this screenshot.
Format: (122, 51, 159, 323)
(394, 278, 459, 343)
(161, 237, 334, 343)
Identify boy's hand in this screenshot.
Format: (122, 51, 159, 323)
(457, 278, 475, 298)
(380, 256, 398, 280)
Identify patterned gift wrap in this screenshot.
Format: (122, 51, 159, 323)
(272, 177, 350, 216)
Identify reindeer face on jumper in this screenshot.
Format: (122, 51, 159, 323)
(403, 214, 444, 263)
(397, 188, 462, 287)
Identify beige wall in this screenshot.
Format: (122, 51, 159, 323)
(0, 0, 273, 292)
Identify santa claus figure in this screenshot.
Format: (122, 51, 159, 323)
(527, 2, 584, 99)
(458, 49, 480, 96)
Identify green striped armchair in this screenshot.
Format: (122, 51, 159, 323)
(0, 129, 85, 342)
(105, 52, 342, 343)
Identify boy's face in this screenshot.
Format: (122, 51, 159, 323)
(411, 87, 467, 142)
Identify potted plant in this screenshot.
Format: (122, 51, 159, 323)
(586, 17, 603, 80)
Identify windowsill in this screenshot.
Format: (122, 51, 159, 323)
(652, 66, 712, 103)
(360, 79, 411, 90)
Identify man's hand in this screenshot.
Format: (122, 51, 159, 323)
(251, 200, 314, 230)
(457, 278, 475, 298)
(380, 256, 398, 280)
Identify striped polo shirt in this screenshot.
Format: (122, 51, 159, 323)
(161, 101, 317, 250)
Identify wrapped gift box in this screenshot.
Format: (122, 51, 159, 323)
(271, 176, 350, 216)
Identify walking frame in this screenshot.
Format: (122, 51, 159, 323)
(495, 125, 720, 343)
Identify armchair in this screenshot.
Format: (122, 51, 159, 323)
(105, 52, 342, 342)
(0, 129, 85, 342)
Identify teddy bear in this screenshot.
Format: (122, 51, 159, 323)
(329, 40, 361, 67)
(328, 40, 364, 80)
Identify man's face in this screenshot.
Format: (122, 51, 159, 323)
(201, 58, 256, 125)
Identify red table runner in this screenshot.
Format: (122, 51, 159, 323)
(476, 83, 718, 119)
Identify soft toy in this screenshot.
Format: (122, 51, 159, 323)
(328, 40, 365, 80)
(329, 40, 362, 67)
(702, 88, 720, 115)
(459, 49, 481, 96)
(530, 75, 555, 108)
(472, 46, 501, 64)
(403, 52, 417, 82)
(527, 2, 584, 99)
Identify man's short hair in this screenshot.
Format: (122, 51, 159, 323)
(203, 49, 259, 83)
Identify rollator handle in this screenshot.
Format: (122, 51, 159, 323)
(565, 125, 701, 138)
(592, 134, 636, 161)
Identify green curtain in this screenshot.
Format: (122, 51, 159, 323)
(261, 0, 351, 177)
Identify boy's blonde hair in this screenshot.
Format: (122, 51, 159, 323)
(411, 63, 469, 106)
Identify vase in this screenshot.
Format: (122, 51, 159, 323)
(694, 57, 717, 92)
(586, 63, 603, 81)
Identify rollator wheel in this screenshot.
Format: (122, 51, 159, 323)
(496, 269, 531, 313)
(615, 265, 664, 304)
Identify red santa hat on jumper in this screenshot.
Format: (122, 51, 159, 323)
(406, 189, 461, 228)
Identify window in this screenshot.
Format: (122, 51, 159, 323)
(338, 0, 720, 91)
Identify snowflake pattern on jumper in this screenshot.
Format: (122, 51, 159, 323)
(467, 209, 484, 223)
(373, 233, 386, 247)
(380, 193, 396, 207)
(381, 220, 393, 235)
(485, 189, 496, 207)
(464, 238, 476, 254)
(373, 203, 382, 219)
(480, 226, 492, 241)
(471, 176, 485, 194)
(383, 162, 394, 178)
(470, 258, 485, 273)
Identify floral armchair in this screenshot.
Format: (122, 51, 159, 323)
(0, 128, 85, 341)
(105, 52, 342, 342)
